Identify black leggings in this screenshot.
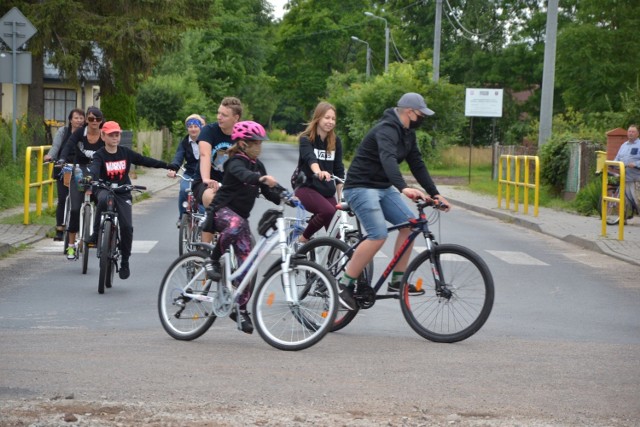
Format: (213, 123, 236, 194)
(93, 189, 134, 260)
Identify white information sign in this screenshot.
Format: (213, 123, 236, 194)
(465, 88, 503, 117)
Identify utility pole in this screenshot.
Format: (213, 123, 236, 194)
(538, 0, 559, 146)
(433, 0, 442, 83)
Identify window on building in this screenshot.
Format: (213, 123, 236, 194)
(44, 89, 77, 125)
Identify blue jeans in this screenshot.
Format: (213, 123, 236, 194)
(343, 186, 415, 240)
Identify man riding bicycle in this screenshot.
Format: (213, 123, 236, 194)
(86, 121, 178, 280)
(338, 92, 450, 310)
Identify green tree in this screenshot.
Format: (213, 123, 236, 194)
(269, 0, 374, 132)
(556, 0, 640, 112)
(1, 0, 209, 135)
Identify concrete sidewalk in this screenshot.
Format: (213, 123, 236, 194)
(438, 184, 640, 267)
(2, 169, 639, 267)
(0, 167, 179, 256)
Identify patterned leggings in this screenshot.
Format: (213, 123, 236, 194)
(214, 207, 253, 308)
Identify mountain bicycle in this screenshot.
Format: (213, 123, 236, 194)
(175, 171, 206, 255)
(158, 184, 339, 351)
(92, 181, 147, 294)
(295, 198, 495, 343)
(600, 170, 639, 225)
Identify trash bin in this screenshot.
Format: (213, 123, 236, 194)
(120, 130, 134, 149)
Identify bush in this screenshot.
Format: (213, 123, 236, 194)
(572, 178, 602, 216)
(539, 135, 571, 195)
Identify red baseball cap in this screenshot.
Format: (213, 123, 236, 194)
(101, 121, 122, 134)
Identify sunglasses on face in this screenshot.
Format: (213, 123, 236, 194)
(87, 116, 102, 122)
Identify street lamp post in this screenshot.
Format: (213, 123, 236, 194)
(351, 36, 371, 78)
(364, 11, 389, 73)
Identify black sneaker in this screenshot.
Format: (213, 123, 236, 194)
(230, 309, 253, 334)
(86, 233, 97, 248)
(387, 281, 425, 295)
(337, 282, 356, 310)
(53, 230, 64, 241)
(119, 260, 130, 280)
(204, 259, 221, 281)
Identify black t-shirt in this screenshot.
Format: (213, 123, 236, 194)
(59, 125, 105, 165)
(197, 123, 233, 182)
(88, 146, 168, 186)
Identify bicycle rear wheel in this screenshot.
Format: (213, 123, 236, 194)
(399, 244, 494, 343)
(158, 251, 216, 340)
(253, 259, 337, 351)
(600, 187, 633, 225)
(294, 237, 363, 332)
(98, 220, 112, 294)
(81, 204, 92, 274)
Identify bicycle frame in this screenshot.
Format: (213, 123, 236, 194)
(179, 211, 303, 316)
(319, 201, 441, 297)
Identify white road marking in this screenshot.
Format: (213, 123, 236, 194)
(485, 250, 549, 265)
(37, 240, 158, 254)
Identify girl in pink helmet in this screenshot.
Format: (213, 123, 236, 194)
(201, 120, 281, 334)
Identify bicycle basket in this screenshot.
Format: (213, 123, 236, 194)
(258, 209, 280, 237)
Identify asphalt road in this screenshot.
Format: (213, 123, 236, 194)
(1, 143, 639, 426)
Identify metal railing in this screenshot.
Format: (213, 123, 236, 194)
(498, 155, 540, 217)
(601, 160, 625, 240)
(23, 146, 55, 225)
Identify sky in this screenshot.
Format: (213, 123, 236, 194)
(268, 0, 287, 19)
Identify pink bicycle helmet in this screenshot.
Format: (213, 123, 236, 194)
(231, 121, 269, 142)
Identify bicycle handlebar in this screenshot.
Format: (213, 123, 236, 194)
(90, 180, 147, 193)
(175, 172, 194, 182)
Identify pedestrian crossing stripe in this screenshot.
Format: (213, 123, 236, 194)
(485, 250, 548, 265)
(37, 241, 158, 254)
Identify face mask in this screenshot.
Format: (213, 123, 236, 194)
(409, 114, 427, 130)
(243, 142, 262, 160)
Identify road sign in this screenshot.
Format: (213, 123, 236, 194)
(0, 51, 32, 84)
(465, 88, 503, 118)
(0, 7, 37, 48)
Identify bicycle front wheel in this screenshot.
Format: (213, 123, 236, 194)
(63, 196, 71, 254)
(399, 244, 494, 343)
(253, 259, 338, 351)
(178, 213, 190, 255)
(81, 204, 92, 274)
(158, 251, 216, 340)
(98, 221, 112, 294)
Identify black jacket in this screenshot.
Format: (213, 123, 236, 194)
(344, 108, 439, 196)
(211, 153, 281, 219)
(170, 135, 201, 178)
